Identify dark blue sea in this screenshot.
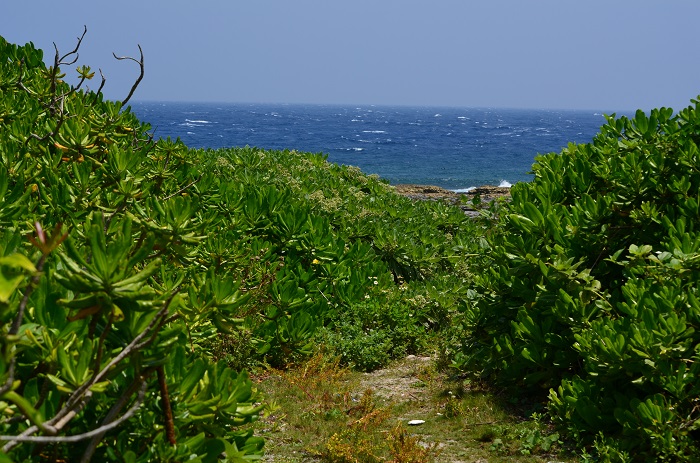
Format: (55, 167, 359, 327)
(131, 102, 620, 191)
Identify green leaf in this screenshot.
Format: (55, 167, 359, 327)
(0, 254, 35, 303)
(0, 254, 36, 273)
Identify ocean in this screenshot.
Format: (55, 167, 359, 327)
(130, 102, 620, 191)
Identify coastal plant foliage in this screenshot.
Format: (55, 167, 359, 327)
(0, 35, 481, 461)
(456, 99, 700, 460)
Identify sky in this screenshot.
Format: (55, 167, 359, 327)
(3, 1, 700, 112)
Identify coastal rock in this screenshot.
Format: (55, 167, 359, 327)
(392, 184, 461, 201)
(392, 184, 511, 216)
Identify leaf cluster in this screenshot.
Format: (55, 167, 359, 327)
(456, 102, 700, 460)
(0, 36, 264, 461)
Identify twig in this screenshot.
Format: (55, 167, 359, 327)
(49, 26, 87, 99)
(9, 255, 46, 337)
(0, 382, 147, 445)
(58, 26, 87, 66)
(59, 293, 173, 417)
(3, 290, 176, 452)
(113, 44, 144, 106)
(1, 391, 92, 452)
(79, 376, 150, 463)
(94, 68, 106, 97)
(162, 174, 203, 201)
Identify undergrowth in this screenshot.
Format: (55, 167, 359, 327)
(253, 352, 578, 462)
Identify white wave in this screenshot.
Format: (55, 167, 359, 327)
(434, 113, 442, 117)
(362, 130, 386, 133)
(349, 147, 364, 151)
(498, 180, 512, 188)
(185, 119, 212, 124)
(452, 187, 476, 193)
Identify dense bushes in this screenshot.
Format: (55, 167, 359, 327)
(0, 37, 267, 462)
(16, 28, 700, 461)
(0, 36, 481, 461)
(456, 102, 700, 460)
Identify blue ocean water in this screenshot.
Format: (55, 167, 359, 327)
(131, 101, 618, 191)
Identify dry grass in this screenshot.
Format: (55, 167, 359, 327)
(251, 353, 580, 463)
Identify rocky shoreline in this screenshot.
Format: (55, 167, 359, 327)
(392, 184, 511, 216)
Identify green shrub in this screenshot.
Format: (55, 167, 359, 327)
(456, 100, 700, 460)
(0, 36, 268, 461)
(0, 32, 487, 460)
(318, 296, 421, 372)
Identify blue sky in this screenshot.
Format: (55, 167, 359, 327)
(3, 1, 699, 111)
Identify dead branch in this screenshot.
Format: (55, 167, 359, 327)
(79, 375, 151, 462)
(57, 26, 87, 67)
(95, 68, 106, 95)
(49, 26, 87, 98)
(113, 44, 144, 106)
(0, 382, 147, 445)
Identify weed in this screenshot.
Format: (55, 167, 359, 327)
(386, 423, 441, 463)
(208, 328, 259, 372)
(255, 352, 579, 462)
(476, 426, 498, 443)
(442, 396, 465, 418)
(323, 431, 382, 463)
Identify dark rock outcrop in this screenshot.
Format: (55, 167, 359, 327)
(392, 184, 511, 217)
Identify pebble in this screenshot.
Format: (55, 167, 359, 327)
(407, 419, 425, 426)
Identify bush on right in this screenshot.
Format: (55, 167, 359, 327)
(455, 98, 700, 461)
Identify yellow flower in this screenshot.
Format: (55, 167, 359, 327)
(311, 258, 320, 265)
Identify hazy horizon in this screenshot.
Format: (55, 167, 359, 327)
(130, 98, 638, 114)
(4, 1, 699, 112)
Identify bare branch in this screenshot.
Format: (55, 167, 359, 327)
(1, 391, 92, 452)
(95, 68, 106, 95)
(60, 295, 171, 415)
(113, 44, 144, 106)
(0, 382, 147, 445)
(15, 59, 36, 96)
(45, 390, 93, 435)
(49, 26, 87, 99)
(162, 174, 204, 201)
(51, 289, 178, 427)
(2, 291, 177, 452)
(80, 376, 151, 463)
(58, 25, 87, 66)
